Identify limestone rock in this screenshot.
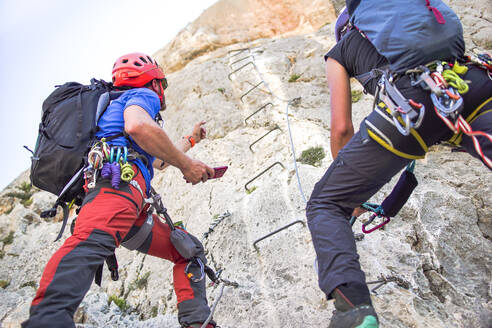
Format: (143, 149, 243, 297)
(1, 1, 491, 328)
(154, 0, 337, 74)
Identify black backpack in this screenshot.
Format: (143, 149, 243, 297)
(30, 79, 125, 240)
(31, 79, 121, 201)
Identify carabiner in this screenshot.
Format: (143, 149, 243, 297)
(109, 147, 115, 163)
(185, 257, 206, 283)
(123, 146, 128, 163)
(115, 147, 122, 163)
(412, 102, 425, 130)
(430, 89, 463, 116)
(362, 214, 391, 234)
(392, 112, 411, 136)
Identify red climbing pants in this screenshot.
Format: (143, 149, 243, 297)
(22, 166, 211, 328)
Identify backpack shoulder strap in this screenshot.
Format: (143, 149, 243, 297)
(95, 90, 125, 125)
(355, 66, 388, 90)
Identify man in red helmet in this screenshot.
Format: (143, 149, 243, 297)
(22, 53, 218, 328)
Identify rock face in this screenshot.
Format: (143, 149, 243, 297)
(154, 0, 337, 74)
(1, 1, 491, 327)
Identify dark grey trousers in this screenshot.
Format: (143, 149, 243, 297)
(306, 132, 411, 297)
(307, 66, 492, 299)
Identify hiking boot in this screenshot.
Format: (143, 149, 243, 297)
(328, 304, 379, 328)
(328, 282, 379, 328)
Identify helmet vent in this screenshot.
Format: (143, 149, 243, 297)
(122, 59, 129, 63)
(147, 56, 153, 64)
(140, 56, 148, 63)
(134, 61, 142, 67)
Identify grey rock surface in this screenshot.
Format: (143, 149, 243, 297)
(1, 0, 491, 327)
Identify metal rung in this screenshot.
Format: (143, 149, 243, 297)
(245, 161, 285, 192)
(249, 125, 281, 152)
(253, 220, 305, 251)
(228, 61, 254, 80)
(228, 48, 250, 57)
(229, 55, 253, 68)
(241, 81, 266, 103)
(366, 274, 410, 295)
(245, 102, 273, 124)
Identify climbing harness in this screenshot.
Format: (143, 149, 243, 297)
(377, 71, 426, 136)
(408, 60, 492, 169)
(144, 189, 219, 284)
(350, 161, 418, 234)
(362, 71, 429, 160)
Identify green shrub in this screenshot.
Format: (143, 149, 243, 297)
(6, 182, 34, 208)
(133, 272, 150, 290)
(297, 146, 326, 167)
(288, 73, 302, 83)
(246, 186, 257, 194)
(108, 295, 129, 312)
(351, 90, 363, 103)
(6, 192, 30, 201)
(19, 182, 32, 193)
(151, 305, 158, 317)
(0, 280, 10, 289)
(2, 231, 14, 245)
(21, 198, 33, 207)
(20, 281, 37, 288)
(217, 88, 225, 94)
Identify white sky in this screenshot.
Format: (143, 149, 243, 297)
(0, 0, 217, 191)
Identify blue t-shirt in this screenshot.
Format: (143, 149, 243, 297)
(96, 88, 161, 194)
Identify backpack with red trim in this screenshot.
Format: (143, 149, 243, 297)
(342, 0, 465, 73)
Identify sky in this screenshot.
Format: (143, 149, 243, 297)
(0, 0, 217, 191)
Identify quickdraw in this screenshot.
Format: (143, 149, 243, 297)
(376, 72, 425, 136)
(360, 203, 391, 234)
(350, 161, 418, 234)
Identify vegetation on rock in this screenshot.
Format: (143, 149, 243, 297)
(297, 146, 325, 167)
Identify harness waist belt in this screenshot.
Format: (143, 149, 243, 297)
(121, 214, 154, 250)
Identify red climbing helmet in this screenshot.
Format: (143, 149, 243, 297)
(112, 52, 165, 88)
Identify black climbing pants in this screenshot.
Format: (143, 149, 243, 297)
(306, 66, 492, 299)
(307, 132, 411, 297)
